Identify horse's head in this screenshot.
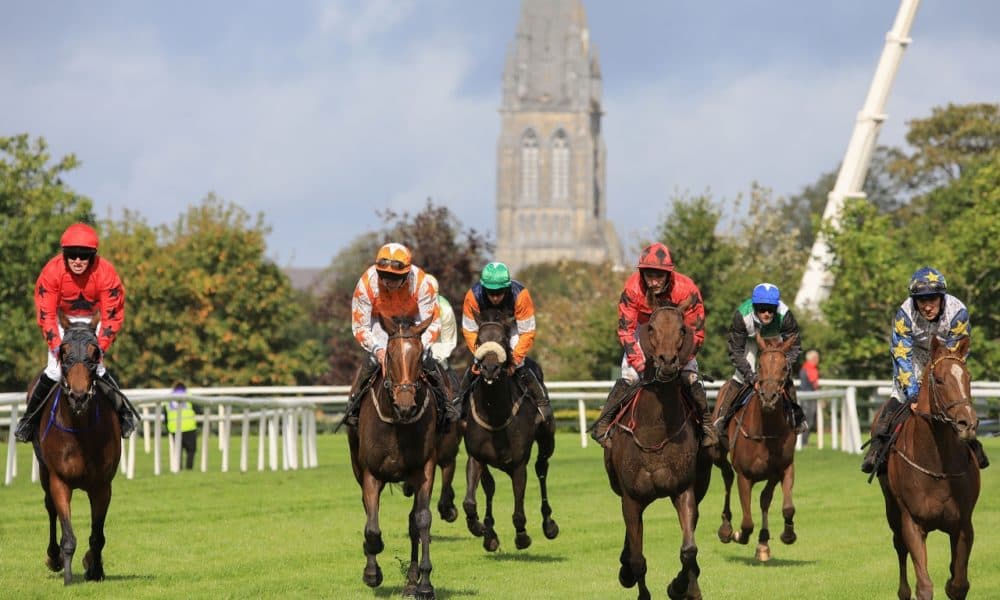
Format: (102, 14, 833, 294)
(645, 296, 694, 382)
(58, 312, 101, 415)
(381, 315, 431, 422)
(474, 308, 513, 385)
(755, 333, 795, 411)
(922, 336, 977, 441)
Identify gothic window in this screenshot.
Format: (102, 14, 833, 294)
(520, 130, 539, 205)
(551, 130, 570, 205)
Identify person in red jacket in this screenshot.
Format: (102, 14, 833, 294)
(591, 242, 717, 449)
(15, 222, 137, 442)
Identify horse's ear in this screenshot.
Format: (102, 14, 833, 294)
(413, 317, 432, 336)
(755, 331, 766, 348)
(89, 312, 100, 330)
(58, 310, 71, 330)
(955, 336, 970, 357)
(677, 294, 694, 313)
(781, 334, 798, 354)
(930, 335, 941, 355)
(381, 315, 399, 336)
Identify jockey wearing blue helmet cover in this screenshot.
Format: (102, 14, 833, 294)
(713, 282, 807, 440)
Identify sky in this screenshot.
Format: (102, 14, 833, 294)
(2, 1, 998, 268)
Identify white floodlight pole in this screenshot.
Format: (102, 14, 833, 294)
(795, 0, 921, 316)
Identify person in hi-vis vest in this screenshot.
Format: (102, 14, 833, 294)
(166, 381, 199, 470)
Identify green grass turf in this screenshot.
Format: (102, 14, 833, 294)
(1, 433, 997, 599)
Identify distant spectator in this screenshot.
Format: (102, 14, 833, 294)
(166, 381, 199, 470)
(798, 350, 821, 445)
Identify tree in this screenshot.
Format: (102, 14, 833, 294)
(103, 196, 324, 387)
(0, 135, 94, 390)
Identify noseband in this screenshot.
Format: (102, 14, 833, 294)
(60, 326, 101, 409)
(925, 354, 973, 432)
(648, 306, 686, 383)
(373, 329, 428, 425)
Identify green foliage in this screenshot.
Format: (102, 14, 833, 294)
(103, 196, 324, 387)
(0, 135, 94, 390)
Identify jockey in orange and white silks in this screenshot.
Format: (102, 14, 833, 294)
(351, 243, 440, 361)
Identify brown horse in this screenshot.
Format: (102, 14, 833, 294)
(712, 333, 798, 561)
(462, 307, 558, 553)
(32, 313, 122, 585)
(602, 298, 712, 600)
(347, 316, 438, 599)
(877, 336, 980, 600)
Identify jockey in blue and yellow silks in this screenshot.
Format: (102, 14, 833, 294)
(862, 266, 988, 473)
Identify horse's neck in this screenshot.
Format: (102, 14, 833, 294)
(634, 384, 686, 428)
(474, 377, 516, 416)
(744, 393, 788, 432)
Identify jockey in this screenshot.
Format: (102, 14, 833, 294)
(343, 243, 458, 427)
(15, 222, 137, 442)
(426, 274, 458, 371)
(592, 242, 717, 449)
(861, 267, 989, 473)
(458, 261, 554, 433)
(712, 283, 808, 445)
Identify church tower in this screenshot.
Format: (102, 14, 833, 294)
(495, 0, 623, 272)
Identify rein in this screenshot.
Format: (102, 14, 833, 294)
(40, 387, 101, 441)
(889, 353, 972, 479)
(468, 379, 525, 432)
(614, 381, 692, 452)
(369, 383, 430, 425)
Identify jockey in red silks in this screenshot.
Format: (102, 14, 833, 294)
(591, 242, 717, 449)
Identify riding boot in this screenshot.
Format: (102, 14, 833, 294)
(517, 365, 554, 434)
(99, 371, 136, 438)
(968, 439, 990, 469)
(344, 354, 380, 427)
(424, 354, 460, 425)
(861, 398, 901, 474)
(685, 375, 718, 448)
(785, 383, 809, 434)
(591, 378, 632, 449)
(14, 374, 57, 443)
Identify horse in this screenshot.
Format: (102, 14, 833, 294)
(32, 312, 122, 585)
(346, 316, 439, 599)
(404, 364, 460, 524)
(877, 335, 980, 600)
(461, 307, 559, 553)
(602, 297, 712, 600)
(712, 333, 798, 561)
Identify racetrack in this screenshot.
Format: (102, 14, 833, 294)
(2, 433, 997, 598)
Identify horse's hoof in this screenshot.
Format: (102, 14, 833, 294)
(780, 530, 797, 545)
(402, 483, 415, 497)
(466, 517, 484, 537)
(755, 544, 771, 562)
(717, 524, 733, 543)
(416, 584, 436, 600)
(736, 529, 751, 545)
(515, 532, 532, 550)
(543, 519, 559, 540)
(363, 566, 383, 588)
(46, 556, 63, 572)
(618, 564, 637, 588)
(483, 536, 500, 552)
(666, 580, 684, 600)
(439, 505, 458, 523)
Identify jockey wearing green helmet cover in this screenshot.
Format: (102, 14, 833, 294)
(458, 261, 553, 432)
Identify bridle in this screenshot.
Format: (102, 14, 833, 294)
(59, 325, 101, 413)
(647, 305, 687, 383)
(372, 328, 429, 425)
(924, 353, 973, 432)
(756, 347, 790, 408)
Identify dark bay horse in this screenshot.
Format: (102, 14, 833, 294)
(462, 308, 558, 553)
(712, 333, 799, 562)
(877, 336, 980, 600)
(347, 316, 439, 599)
(32, 313, 122, 585)
(603, 297, 712, 600)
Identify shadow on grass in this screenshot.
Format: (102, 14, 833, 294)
(725, 555, 817, 567)
(484, 552, 567, 564)
(373, 585, 478, 598)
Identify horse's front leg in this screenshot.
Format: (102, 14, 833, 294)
(480, 465, 499, 552)
(667, 487, 701, 600)
(361, 471, 385, 588)
(534, 426, 559, 540)
(436, 453, 458, 523)
(756, 479, 778, 562)
(945, 523, 974, 600)
(82, 484, 112, 581)
(716, 455, 735, 543)
(42, 477, 63, 573)
(779, 462, 797, 545)
(618, 494, 651, 600)
(405, 459, 436, 600)
(511, 463, 532, 550)
(734, 472, 754, 545)
(49, 476, 76, 585)
(899, 511, 932, 600)
(463, 456, 484, 537)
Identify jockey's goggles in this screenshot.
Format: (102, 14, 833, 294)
(909, 281, 945, 297)
(753, 304, 777, 315)
(63, 248, 96, 261)
(376, 258, 408, 271)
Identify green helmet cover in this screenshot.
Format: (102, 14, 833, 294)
(480, 262, 512, 290)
